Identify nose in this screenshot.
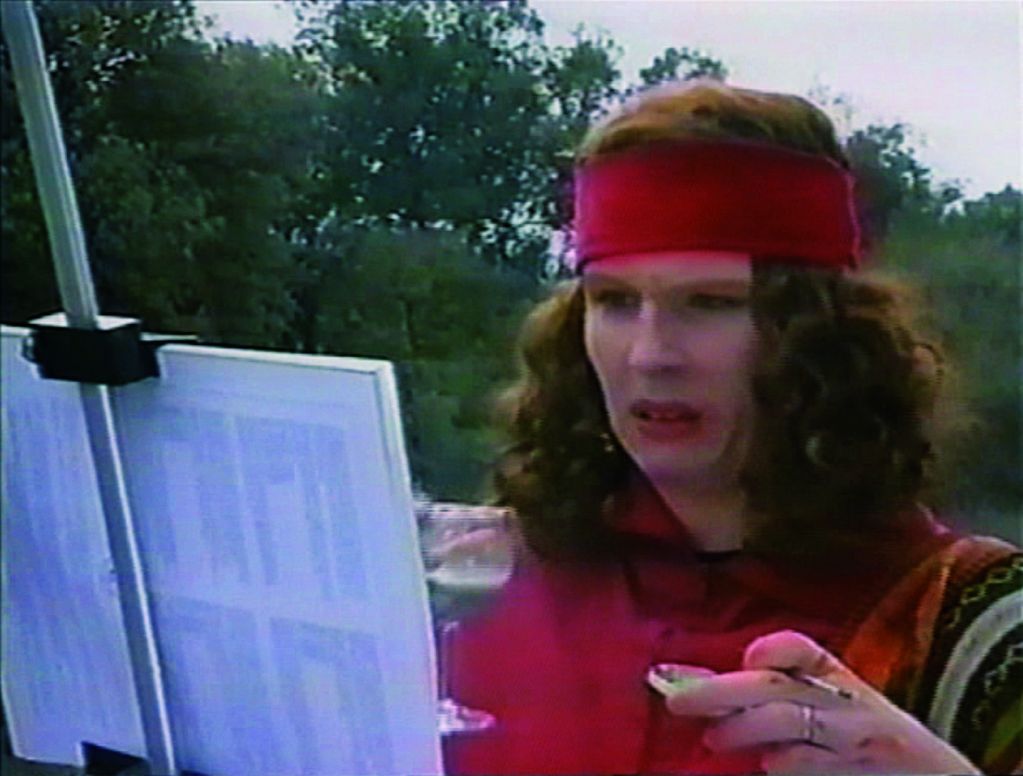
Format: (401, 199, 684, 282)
(628, 306, 690, 373)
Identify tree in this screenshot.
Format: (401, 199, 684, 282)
(953, 185, 1021, 249)
(291, 0, 620, 278)
(1, 0, 208, 324)
(2, 2, 326, 346)
(312, 226, 535, 496)
(4, 0, 1013, 514)
(101, 38, 326, 345)
(845, 122, 960, 249)
(871, 188, 1021, 532)
(283, 0, 639, 495)
(637, 46, 728, 87)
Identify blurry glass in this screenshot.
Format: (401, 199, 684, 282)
(417, 503, 514, 735)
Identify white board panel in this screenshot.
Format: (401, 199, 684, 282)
(111, 344, 441, 776)
(0, 326, 146, 766)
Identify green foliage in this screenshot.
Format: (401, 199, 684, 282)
(637, 46, 728, 87)
(1, 0, 1015, 519)
(311, 227, 535, 495)
(281, 0, 637, 494)
(846, 123, 951, 247)
(1, 0, 208, 322)
(2, 2, 323, 346)
(841, 115, 1019, 536)
(871, 196, 1021, 533)
(98, 38, 326, 345)
(293, 0, 621, 277)
(951, 186, 1021, 250)
(29, 0, 205, 146)
(0, 134, 58, 318)
(75, 135, 215, 327)
(842, 120, 1020, 533)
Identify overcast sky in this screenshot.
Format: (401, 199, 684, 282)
(199, 0, 1021, 199)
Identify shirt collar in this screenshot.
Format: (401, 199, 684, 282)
(608, 471, 955, 619)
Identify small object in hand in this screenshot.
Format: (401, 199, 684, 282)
(646, 663, 714, 697)
(775, 667, 856, 701)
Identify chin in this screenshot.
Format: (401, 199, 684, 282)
(624, 425, 747, 489)
(630, 450, 725, 487)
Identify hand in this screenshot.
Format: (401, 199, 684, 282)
(662, 630, 981, 774)
(425, 526, 512, 569)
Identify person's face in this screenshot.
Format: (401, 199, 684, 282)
(582, 252, 757, 490)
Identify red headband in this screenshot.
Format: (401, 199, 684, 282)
(573, 139, 861, 270)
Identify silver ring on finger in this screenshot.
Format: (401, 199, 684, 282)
(800, 703, 821, 746)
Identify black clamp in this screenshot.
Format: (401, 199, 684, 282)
(24, 312, 199, 386)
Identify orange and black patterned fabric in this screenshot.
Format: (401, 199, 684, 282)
(914, 548, 1023, 774)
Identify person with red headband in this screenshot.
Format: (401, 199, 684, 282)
(442, 80, 1021, 775)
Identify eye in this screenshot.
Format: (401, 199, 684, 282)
(588, 288, 640, 312)
(688, 293, 749, 311)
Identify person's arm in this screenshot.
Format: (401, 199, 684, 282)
(661, 545, 1022, 775)
(916, 550, 1023, 775)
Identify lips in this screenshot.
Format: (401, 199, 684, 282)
(629, 400, 706, 442)
(631, 400, 702, 421)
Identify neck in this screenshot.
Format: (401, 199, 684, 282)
(648, 478, 748, 552)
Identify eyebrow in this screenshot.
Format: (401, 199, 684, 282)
(580, 275, 751, 293)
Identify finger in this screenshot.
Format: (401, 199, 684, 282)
(743, 630, 848, 679)
(647, 663, 717, 698)
(428, 528, 507, 561)
(851, 733, 921, 772)
(666, 669, 849, 716)
(705, 701, 896, 762)
(760, 743, 850, 775)
(702, 701, 835, 753)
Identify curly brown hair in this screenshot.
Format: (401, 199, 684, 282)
(493, 269, 961, 562)
(491, 80, 970, 563)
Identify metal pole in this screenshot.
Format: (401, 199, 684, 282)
(1, 3, 177, 774)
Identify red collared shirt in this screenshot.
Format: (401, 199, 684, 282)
(445, 480, 952, 775)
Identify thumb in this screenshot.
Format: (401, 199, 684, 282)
(742, 629, 848, 678)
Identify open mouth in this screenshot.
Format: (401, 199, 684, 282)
(630, 400, 702, 422)
(629, 400, 706, 441)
